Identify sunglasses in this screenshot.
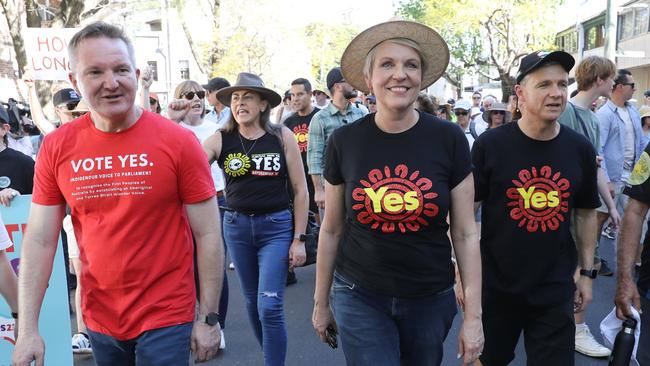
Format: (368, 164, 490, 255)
(59, 101, 79, 111)
(491, 110, 506, 115)
(454, 111, 468, 116)
(620, 82, 635, 89)
(149, 98, 158, 105)
(472, 96, 481, 100)
(181, 91, 205, 100)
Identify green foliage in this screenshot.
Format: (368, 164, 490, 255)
(302, 22, 359, 87)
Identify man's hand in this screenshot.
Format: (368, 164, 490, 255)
(191, 320, 220, 363)
(457, 316, 484, 365)
(167, 100, 190, 123)
(615, 276, 641, 320)
(574, 276, 593, 313)
(608, 206, 622, 230)
(12, 332, 45, 366)
(21, 68, 35, 90)
(0, 188, 19, 207)
(314, 188, 325, 210)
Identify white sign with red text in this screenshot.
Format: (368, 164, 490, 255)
(24, 27, 79, 81)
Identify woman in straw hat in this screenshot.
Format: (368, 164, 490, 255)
(312, 20, 483, 365)
(203, 72, 308, 366)
(482, 102, 512, 129)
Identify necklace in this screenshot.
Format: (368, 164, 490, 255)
(238, 130, 264, 156)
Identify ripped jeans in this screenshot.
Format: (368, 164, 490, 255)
(223, 209, 292, 366)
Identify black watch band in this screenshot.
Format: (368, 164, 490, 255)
(204, 312, 219, 326)
(293, 233, 307, 242)
(579, 269, 597, 279)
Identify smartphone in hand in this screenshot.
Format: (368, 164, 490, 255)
(325, 325, 338, 349)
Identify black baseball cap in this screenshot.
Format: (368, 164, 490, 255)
(202, 77, 230, 92)
(516, 50, 575, 84)
(52, 88, 81, 106)
(326, 67, 344, 91)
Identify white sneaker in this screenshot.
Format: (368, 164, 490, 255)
(575, 324, 611, 357)
(228, 262, 235, 270)
(219, 329, 226, 350)
(72, 333, 92, 354)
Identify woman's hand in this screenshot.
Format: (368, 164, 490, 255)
(288, 240, 306, 269)
(312, 303, 337, 344)
(457, 316, 484, 365)
(168, 99, 190, 122)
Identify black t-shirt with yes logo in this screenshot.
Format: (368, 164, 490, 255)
(324, 112, 471, 297)
(472, 122, 599, 306)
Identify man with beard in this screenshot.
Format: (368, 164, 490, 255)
(307, 67, 367, 218)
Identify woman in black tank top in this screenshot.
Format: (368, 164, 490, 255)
(204, 73, 308, 366)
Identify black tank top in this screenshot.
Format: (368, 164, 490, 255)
(218, 129, 290, 214)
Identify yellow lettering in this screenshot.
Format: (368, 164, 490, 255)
(547, 191, 559, 207)
(364, 187, 388, 213)
(383, 193, 403, 213)
(517, 187, 536, 209)
(531, 192, 547, 209)
(404, 191, 419, 210)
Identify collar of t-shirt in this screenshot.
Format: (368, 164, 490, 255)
(326, 101, 353, 117)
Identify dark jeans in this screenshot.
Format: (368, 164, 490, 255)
(480, 290, 575, 366)
(87, 323, 192, 366)
(331, 272, 457, 366)
(223, 208, 293, 366)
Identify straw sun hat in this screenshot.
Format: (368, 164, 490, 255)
(340, 20, 450, 94)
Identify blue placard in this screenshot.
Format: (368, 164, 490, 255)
(0, 195, 72, 366)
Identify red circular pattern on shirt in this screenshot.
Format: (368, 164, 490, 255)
(292, 124, 309, 153)
(506, 166, 570, 233)
(352, 164, 439, 233)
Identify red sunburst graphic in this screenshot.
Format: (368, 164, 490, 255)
(506, 166, 570, 233)
(293, 124, 309, 153)
(352, 164, 439, 233)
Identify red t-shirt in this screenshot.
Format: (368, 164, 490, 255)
(33, 111, 216, 339)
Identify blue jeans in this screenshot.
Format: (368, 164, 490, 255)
(87, 323, 192, 366)
(331, 272, 457, 366)
(223, 208, 292, 366)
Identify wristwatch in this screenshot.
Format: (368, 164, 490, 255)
(579, 268, 597, 279)
(204, 312, 219, 326)
(293, 233, 307, 242)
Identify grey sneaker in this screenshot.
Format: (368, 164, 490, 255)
(72, 333, 92, 354)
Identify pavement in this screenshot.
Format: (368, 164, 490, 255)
(74, 236, 624, 366)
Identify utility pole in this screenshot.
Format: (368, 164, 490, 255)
(604, 0, 617, 61)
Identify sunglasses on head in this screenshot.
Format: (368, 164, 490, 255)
(454, 110, 468, 116)
(491, 110, 506, 115)
(181, 91, 205, 100)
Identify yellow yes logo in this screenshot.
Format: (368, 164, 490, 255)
(516, 186, 559, 209)
(224, 153, 251, 177)
(364, 187, 420, 213)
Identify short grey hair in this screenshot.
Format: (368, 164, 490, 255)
(362, 38, 427, 80)
(68, 21, 136, 72)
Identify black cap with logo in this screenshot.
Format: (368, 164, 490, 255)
(516, 51, 575, 84)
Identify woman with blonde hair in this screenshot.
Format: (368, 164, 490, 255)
(311, 20, 483, 365)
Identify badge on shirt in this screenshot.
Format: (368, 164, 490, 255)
(629, 151, 650, 186)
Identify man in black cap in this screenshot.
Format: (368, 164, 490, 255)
(307, 67, 366, 218)
(472, 50, 599, 365)
(0, 105, 35, 206)
(644, 89, 650, 106)
(203, 77, 231, 127)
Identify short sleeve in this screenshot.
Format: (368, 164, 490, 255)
(0, 214, 12, 251)
(32, 135, 66, 205)
(323, 129, 343, 185)
(471, 136, 488, 202)
(625, 150, 650, 204)
(573, 141, 600, 209)
(177, 131, 217, 203)
(448, 124, 472, 189)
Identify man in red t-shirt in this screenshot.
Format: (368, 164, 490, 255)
(12, 22, 224, 366)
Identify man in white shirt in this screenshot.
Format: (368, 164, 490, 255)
(204, 77, 231, 128)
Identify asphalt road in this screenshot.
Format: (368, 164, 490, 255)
(75, 236, 623, 366)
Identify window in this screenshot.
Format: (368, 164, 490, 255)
(179, 60, 189, 80)
(618, 5, 650, 40)
(585, 23, 605, 49)
(556, 32, 578, 53)
(147, 61, 158, 81)
(149, 20, 162, 32)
